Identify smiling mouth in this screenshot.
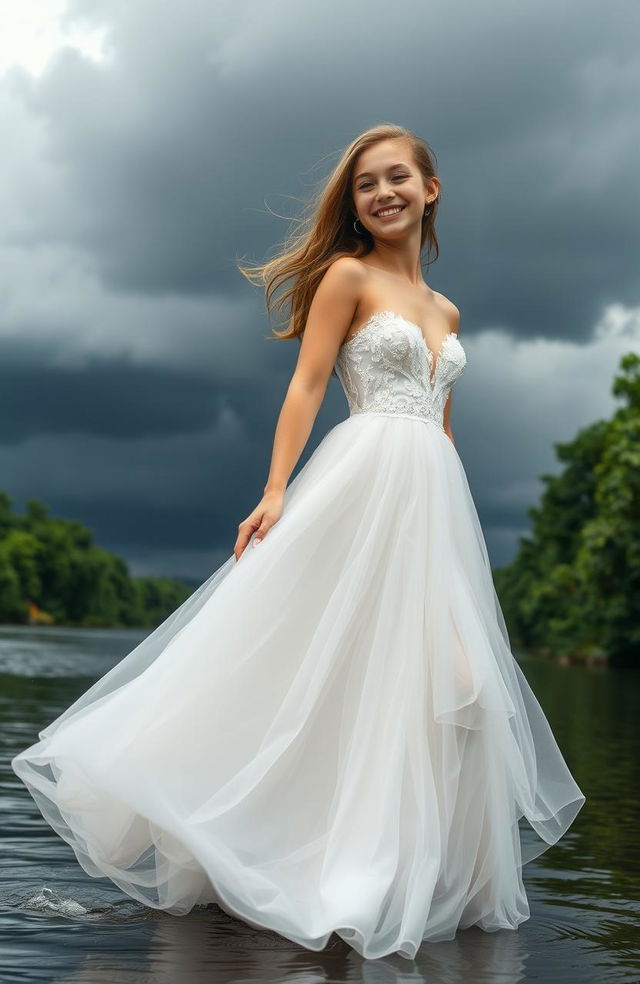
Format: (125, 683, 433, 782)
(373, 205, 406, 218)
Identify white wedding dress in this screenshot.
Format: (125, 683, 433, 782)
(12, 309, 586, 960)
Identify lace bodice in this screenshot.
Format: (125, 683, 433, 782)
(334, 310, 467, 430)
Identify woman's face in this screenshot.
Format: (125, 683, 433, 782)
(351, 138, 436, 238)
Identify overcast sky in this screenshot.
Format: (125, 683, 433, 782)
(0, 0, 638, 583)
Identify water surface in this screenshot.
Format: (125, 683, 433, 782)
(1, 625, 638, 983)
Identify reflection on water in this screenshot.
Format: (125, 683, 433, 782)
(1, 624, 638, 983)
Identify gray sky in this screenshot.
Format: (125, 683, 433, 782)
(1, 0, 639, 582)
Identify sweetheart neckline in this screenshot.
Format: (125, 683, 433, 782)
(340, 309, 459, 384)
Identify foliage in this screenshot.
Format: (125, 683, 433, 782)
(0, 494, 191, 628)
(494, 352, 640, 667)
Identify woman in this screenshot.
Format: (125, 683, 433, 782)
(12, 123, 585, 961)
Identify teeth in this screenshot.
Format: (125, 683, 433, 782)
(376, 206, 404, 217)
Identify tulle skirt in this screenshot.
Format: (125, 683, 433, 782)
(11, 411, 586, 960)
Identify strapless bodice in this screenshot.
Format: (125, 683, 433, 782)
(334, 309, 467, 430)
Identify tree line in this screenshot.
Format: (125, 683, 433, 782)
(0, 494, 191, 628)
(494, 352, 639, 668)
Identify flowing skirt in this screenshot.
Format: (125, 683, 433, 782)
(11, 412, 586, 960)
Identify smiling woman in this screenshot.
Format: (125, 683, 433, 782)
(11, 122, 586, 962)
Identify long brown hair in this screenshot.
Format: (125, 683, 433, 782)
(236, 123, 440, 352)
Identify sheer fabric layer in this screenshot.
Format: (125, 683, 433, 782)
(12, 413, 585, 960)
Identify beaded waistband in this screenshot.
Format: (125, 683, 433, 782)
(348, 409, 444, 429)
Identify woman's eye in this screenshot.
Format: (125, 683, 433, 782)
(358, 175, 407, 190)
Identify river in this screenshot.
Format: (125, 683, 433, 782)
(1, 624, 638, 982)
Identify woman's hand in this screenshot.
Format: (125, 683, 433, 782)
(234, 490, 285, 561)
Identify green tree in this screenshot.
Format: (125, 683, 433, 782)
(494, 352, 640, 667)
(0, 495, 191, 628)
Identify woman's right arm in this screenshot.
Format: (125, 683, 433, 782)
(234, 257, 365, 561)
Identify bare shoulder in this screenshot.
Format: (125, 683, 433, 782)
(324, 255, 369, 290)
(312, 257, 368, 339)
(313, 256, 367, 327)
(301, 256, 368, 363)
(433, 290, 461, 334)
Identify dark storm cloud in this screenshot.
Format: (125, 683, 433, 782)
(16, 0, 639, 333)
(0, 353, 300, 445)
(1, 0, 639, 577)
(0, 361, 217, 442)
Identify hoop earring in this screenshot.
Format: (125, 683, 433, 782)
(353, 216, 365, 235)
